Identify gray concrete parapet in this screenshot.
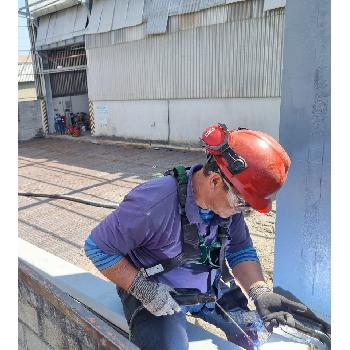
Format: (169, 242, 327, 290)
(18, 259, 139, 350)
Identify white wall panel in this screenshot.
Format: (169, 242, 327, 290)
(91, 97, 280, 143)
(93, 100, 169, 141)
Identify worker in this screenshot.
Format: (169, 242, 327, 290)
(84, 123, 307, 350)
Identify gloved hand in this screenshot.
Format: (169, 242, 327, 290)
(248, 282, 307, 332)
(128, 271, 181, 316)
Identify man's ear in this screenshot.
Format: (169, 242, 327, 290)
(209, 173, 222, 190)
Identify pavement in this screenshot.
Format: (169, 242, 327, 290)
(18, 136, 206, 279)
(18, 135, 275, 285)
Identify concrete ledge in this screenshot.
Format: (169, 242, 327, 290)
(18, 239, 241, 350)
(18, 259, 138, 350)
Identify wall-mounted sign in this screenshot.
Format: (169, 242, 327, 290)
(95, 104, 109, 125)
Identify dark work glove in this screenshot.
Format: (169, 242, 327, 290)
(248, 282, 307, 332)
(255, 292, 307, 331)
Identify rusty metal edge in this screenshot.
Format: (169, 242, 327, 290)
(18, 258, 139, 350)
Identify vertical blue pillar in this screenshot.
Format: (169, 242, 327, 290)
(274, 0, 330, 321)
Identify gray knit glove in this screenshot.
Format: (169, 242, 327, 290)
(249, 282, 307, 332)
(128, 271, 181, 316)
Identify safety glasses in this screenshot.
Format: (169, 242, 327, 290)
(221, 176, 252, 212)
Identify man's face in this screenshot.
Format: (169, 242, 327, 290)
(207, 173, 244, 218)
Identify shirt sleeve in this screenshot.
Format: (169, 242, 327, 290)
(90, 191, 152, 256)
(84, 234, 123, 270)
(225, 212, 260, 268)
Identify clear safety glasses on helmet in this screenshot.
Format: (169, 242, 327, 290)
(222, 176, 251, 213)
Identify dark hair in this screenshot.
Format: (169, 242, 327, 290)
(203, 157, 229, 192)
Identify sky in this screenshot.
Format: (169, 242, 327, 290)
(18, 0, 32, 55)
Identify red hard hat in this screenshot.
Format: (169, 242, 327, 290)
(201, 123, 291, 213)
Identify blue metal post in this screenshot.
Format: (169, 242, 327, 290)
(274, 0, 330, 321)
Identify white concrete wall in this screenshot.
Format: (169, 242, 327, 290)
(93, 100, 169, 141)
(169, 98, 281, 144)
(93, 98, 281, 144)
(18, 100, 43, 141)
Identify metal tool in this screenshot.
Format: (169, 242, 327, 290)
(171, 288, 216, 305)
(215, 301, 259, 350)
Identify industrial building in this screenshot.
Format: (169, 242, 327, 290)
(24, 0, 286, 144)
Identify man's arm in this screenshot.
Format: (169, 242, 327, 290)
(231, 260, 265, 296)
(100, 257, 138, 291)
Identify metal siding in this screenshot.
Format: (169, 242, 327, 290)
(46, 12, 57, 43)
(98, 0, 116, 33)
(74, 4, 88, 31)
(111, 0, 129, 30)
(18, 62, 35, 83)
(146, 0, 171, 34)
(36, 15, 50, 47)
(125, 0, 145, 27)
(52, 7, 66, 42)
(87, 7, 284, 100)
(62, 6, 76, 40)
(86, 0, 104, 34)
(263, 0, 286, 11)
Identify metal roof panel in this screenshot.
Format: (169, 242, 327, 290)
(98, 0, 116, 33)
(263, 0, 286, 11)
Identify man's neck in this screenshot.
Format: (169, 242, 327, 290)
(191, 169, 209, 209)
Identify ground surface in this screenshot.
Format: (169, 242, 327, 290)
(18, 136, 276, 338)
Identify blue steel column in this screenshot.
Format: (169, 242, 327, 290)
(274, 0, 330, 321)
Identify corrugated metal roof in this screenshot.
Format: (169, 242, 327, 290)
(85, 0, 145, 34)
(86, 1, 285, 100)
(28, 0, 81, 18)
(35, 4, 88, 48)
(18, 61, 35, 83)
(263, 0, 286, 11)
(85, 0, 285, 36)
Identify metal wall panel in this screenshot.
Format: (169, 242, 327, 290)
(145, 0, 171, 34)
(86, 8, 285, 100)
(74, 5, 88, 32)
(99, 0, 116, 33)
(86, 0, 267, 48)
(125, 0, 145, 27)
(263, 0, 286, 11)
(36, 5, 88, 48)
(86, 0, 104, 33)
(50, 70, 87, 97)
(36, 15, 50, 47)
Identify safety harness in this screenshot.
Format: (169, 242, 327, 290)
(140, 165, 234, 292)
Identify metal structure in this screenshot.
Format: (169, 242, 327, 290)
(86, 0, 285, 101)
(20, 0, 91, 134)
(275, 0, 330, 321)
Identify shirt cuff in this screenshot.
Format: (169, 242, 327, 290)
(84, 234, 123, 270)
(226, 246, 260, 269)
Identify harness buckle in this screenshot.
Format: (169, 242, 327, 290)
(140, 264, 165, 277)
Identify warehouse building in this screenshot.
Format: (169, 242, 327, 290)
(85, 0, 286, 144)
(24, 0, 91, 135)
(26, 0, 286, 144)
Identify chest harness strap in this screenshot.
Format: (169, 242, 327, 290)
(140, 165, 234, 285)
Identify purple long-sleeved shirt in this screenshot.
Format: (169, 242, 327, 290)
(91, 164, 257, 292)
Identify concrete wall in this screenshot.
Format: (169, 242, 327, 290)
(18, 259, 138, 350)
(93, 98, 281, 145)
(274, 0, 330, 321)
(18, 100, 43, 141)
